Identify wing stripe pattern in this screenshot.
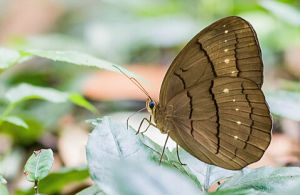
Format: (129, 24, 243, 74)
(209, 80, 221, 154)
(156, 16, 272, 170)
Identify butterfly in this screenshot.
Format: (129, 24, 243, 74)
(133, 16, 272, 170)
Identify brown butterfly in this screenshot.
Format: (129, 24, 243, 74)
(132, 16, 272, 170)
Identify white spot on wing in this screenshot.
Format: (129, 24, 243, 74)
(223, 88, 229, 93)
(236, 121, 241, 125)
(225, 30, 228, 33)
(224, 59, 230, 64)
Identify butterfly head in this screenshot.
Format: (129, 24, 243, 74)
(146, 98, 156, 117)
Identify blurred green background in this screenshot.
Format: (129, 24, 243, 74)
(0, 0, 299, 194)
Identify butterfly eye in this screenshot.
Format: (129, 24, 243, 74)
(149, 101, 155, 109)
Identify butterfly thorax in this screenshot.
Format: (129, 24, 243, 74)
(153, 104, 174, 134)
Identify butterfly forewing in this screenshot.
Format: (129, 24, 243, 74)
(155, 16, 272, 170)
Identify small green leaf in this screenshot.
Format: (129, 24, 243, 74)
(5, 83, 69, 104)
(24, 149, 54, 182)
(218, 166, 300, 194)
(18, 166, 89, 195)
(0, 183, 9, 195)
(76, 185, 105, 195)
(69, 93, 98, 114)
(266, 90, 300, 121)
(1, 116, 28, 129)
(111, 160, 204, 195)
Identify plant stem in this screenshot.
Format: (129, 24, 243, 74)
(34, 180, 38, 194)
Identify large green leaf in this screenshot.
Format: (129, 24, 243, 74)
(111, 160, 204, 195)
(17, 166, 89, 195)
(24, 149, 54, 182)
(218, 166, 300, 194)
(86, 117, 150, 194)
(86, 117, 239, 193)
(175, 147, 240, 190)
(266, 90, 300, 121)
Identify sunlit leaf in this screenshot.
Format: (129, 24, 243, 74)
(176, 148, 240, 190)
(1, 116, 28, 129)
(23, 49, 149, 85)
(266, 90, 300, 121)
(24, 149, 54, 182)
(0, 47, 29, 71)
(218, 166, 300, 194)
(111, 160, 203, 195)
(86, 117, 149, 194)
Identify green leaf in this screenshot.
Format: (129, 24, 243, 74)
(24, 149, 54, 182)
(23, 49, 150, 85)
(69, 93, 98, 114)
(111, 160, 204, 195)
(76, 185, 105, 195)
(0, 47, 29, 71)
(266, 90, 300, 121)
(17, 166, 89, 195)
(86, 117, 149, 194)
(0, 184, 9, 195)
(0, 119, 43, 145)
(5, 83, 69, 104)
(218, 166, 300, 194)
(1, 116, 28, 129)
(175, 147, 240, 190)
(5, 83, 96, 114)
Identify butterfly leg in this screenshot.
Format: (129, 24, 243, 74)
(159, 133, 170, 165)
(141, 115, 152, 134)
(136, 117, 156, 135)
(176, 144, 186, 166)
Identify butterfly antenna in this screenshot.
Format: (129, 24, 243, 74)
(113, 65, 152, 100)
(127, 107, 147, 130)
